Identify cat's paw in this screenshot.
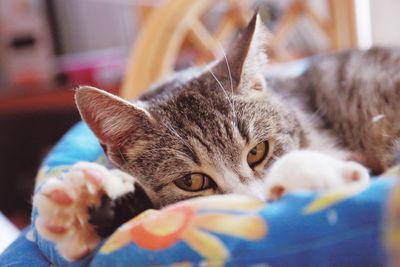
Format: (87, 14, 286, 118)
(33, 162, 134, 260)
(265, 150, 370, 201)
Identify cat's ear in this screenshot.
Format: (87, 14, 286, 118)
(75, 86, 153, 147)
(213, 12, 270, 92)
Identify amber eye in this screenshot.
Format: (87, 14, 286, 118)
(247, 141, 269, 168)
(175, 173, 212, 192)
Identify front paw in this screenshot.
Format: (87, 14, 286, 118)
(33, 162, 135, 260)
(265, 150, 370, 201)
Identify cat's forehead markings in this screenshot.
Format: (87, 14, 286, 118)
(232, 119, 249, 145)
(189, 135, 212, 155)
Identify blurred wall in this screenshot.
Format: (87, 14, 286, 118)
(53, 0, 137, 54)
(370, 0, 400, 46)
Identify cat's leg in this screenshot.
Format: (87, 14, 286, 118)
(32, 162, 149, 260)
(265, 150, 370, 200)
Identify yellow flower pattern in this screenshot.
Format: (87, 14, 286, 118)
(303, 183, 367, 214)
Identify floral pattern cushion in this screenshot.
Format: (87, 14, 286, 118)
(92, 179, 393, 267)
(1, 122, 399, 267)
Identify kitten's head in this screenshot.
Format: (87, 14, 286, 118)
(75, 14, 304, 207)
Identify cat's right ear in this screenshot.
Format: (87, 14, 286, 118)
(75, 86, 153, 147)
(212, 12, 270, 93)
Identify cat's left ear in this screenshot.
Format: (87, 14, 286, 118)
(213, 12, 270, 93)
(75, 86, 154, 148)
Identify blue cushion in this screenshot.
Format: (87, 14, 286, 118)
(91, 179, 393, 267)
(0, 228, 50, 267)
(1, 122, 398, 266)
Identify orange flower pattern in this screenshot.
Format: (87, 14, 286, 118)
(100, 195, 267, 261)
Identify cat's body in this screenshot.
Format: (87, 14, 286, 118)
(273, 47, 400, 171)
(33, 14, 400, 260)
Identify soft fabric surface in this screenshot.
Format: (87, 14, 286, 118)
(0, 229, 50, 267)
(93, 180, 393, 267)
(0, 122, 399, 267)
(0, 212, 20, 254)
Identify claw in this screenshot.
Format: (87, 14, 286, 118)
(83, 169, 103, 187)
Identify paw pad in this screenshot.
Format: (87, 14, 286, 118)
(33, 162, 136, 261)
(49, 190, 73, 205)
(45, 224, 67, 234)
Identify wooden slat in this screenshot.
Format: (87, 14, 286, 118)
(187, 18, 219, 61)
(328, 0, 357, 49)
(120, 0, 252, 100)
(120, 0, 213, 100)
(214, 16, 236, 43)
(270, 1, 304, 60)
(304, 5, 330, 35)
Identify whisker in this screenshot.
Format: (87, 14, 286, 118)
(206, 66, 236, 122)
(217, 40, 238, 126)
(216, 41, 234, 96)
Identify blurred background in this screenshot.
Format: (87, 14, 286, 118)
(0, 0, 398, 243)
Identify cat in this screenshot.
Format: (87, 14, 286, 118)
(33, 13, 400, 260)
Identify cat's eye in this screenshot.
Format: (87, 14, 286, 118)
(175, 173, 212, 192)
(247, 141, 269, 168)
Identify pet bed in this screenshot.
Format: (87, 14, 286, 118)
(1, 121, 399, 267)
